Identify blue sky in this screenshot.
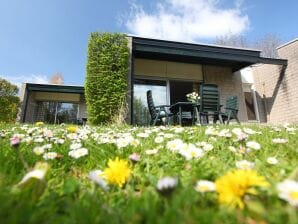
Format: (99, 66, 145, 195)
(0, 0, 297, 87)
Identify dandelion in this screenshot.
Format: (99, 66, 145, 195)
(35, 121, 44, 126)
(195, 180, 216, 193)
(236, 160, 255, 170)
(215, 169, 269, 209)
(277, 180, 298, 207)
(246, 141, 261, 150)
(267, 157, 279, 165)
(68, 148, 88, 159)
(88, 170, 109, 190)
(272, 138, 288, 144)
(67, 126, 78, 133)
(103, 157, 131, 187)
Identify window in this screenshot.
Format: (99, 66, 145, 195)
(34, 101, 78, 124)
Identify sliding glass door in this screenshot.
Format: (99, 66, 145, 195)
(133, 79, 168, 125)
(34, 101, 78, 124)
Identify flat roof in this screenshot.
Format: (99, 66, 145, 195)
(25, 83, 84, 94)
(131, 36, 287, 71)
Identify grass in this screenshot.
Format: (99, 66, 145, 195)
(0, 123, 297, 224)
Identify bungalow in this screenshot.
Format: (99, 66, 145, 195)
(20, 35, 288, 125)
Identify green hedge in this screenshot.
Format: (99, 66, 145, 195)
(85, 32, 129, 124)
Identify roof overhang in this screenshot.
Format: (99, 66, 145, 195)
(132, 36, 287, 72)
(25, 83, 84, 94)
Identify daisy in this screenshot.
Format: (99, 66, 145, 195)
(195, 180, 216, 193)
(277, 180, 298, 207)
(88, 170, 109, 190)
(267, 157, 279, 165)
(68, 148, 88, 159)
(236, 160, 255, 170)
(43, 152, 58, 160)
(272, 138, 288, 144)
(246, 141, 261, 150)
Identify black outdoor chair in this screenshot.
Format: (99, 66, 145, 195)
(146, 90, 173, 126)
(221, 96, 240, 124)
(199, 83, 223, 124)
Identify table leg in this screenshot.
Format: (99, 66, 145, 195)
(179, 106, 182, 126)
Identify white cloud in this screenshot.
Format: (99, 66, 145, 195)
(1, 74, 48, 88)
(125, 0, 249, 42)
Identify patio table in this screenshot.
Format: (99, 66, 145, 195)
(170, 102, 200, 125)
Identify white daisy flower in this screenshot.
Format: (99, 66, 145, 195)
(277, 180, 298, 207)
(166, 139, 184, 152)
(43, 152, 58, 160)
(267, 157, 279, 165)
(246, 141, 261, 150)
(136, 132, 150, 138)
(68, 148, 88, 159)
(88, 170, 108, 190)
(195, 180, 216, 193)
(272, 138, 288, 144)
(18, 162, 49, 186)
(243, 128, 256, 135)
(154, 136, 164, 144)
(70, 142, 82, 150)
(157, 176, 178, 191)
(33, 146, 45, 155)
(236, 160, 255, 170)
(145, 148, 158, 155)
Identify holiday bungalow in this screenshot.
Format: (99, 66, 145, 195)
(19, 35, 288, 125)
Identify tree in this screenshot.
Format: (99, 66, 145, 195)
(0, 78, 20, 122)
(214, 33, 281, 58)
(49, 73, 64, 84)
(215, 34, 248, 48)
(253, 34, 281, 58)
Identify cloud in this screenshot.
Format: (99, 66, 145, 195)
(1, 74, 48, 88)
(125, 0, 249, 42)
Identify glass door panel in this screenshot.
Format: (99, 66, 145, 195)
(133, 79, 167, 125)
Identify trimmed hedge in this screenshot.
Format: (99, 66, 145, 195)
(85, 32, 129, 124)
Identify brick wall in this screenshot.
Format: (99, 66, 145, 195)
(204, 65, 248, 121)
(252, 39, 298, 124)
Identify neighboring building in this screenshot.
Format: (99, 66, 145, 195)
(20, 36, 287, 125)
(20, 83, 86, 124)
(252, 38, 298, 124)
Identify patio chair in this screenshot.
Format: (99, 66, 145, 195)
(221, 96, 240, 124)
(199, 83, 223, 124)
(146, 90, 173, 126)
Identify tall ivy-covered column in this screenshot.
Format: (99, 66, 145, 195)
(85, 32, 129, 124)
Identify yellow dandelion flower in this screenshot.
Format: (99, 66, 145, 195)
(35, 121, 44, 126)
(103, 157, 131, 187)
(67, 126, 78, 133)
(215, 169, 269, 209)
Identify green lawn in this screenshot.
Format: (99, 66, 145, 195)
(0, 123, 297, 224)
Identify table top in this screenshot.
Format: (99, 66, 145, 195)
(170, 101, 200, 113)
